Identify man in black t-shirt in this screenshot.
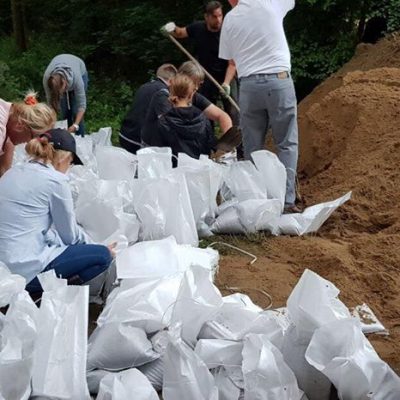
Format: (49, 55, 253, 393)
(119, 63, 177, 154)
(162, 1, 239, 125)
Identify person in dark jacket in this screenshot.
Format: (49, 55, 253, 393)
(157, 73, 216, 161)
(119, 64, 177, 154)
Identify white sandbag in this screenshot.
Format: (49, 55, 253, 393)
(75, 135, 97, 172)
(251, 150, 287, 212)
(95, 146, 136, 182)
(195, 339, 243, 369)
(0, 262, 26, 307)
(211, 205, 247, 234)
(306, 319, 400, 400)
(177, 165, 214, 236)
(137, 147, 173, 179)
(281, 324, 332, 400)
(170, 266, 223, 346)
(163, 325, 219, 400)
(287, 269, 351, 342)
(97, 368, 159, 400)
(236, 199, 282, 233)
(224, 161, 267, 201)
(87, 322, 159, 371)
(97, 274, 183, 333)
(271, 192, 352, 236)
(116, 236, 218, 280)
(213, 367, 241, 400)
(91, 127, 112, 147)
(87, 370, 115, 395)
(138, 330, 169, 391)
(54, 119, 68, 129)
(133, 173, 198, 246)
(242, 333, 303, 400)
(75, 179, 139, 245)
(32, 271, 90, 399)
(0, 291, 38, 400)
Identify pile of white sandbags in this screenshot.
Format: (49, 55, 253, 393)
(0, 266, 91, 400)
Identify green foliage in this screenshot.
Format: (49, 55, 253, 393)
(2, 0, 400, 133)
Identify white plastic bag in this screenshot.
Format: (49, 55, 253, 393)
(97, 274, 183, 333)
(75, 135, 97, 172)
(214, 367, 241, 400)
(32, 271, 90, 399)
(87, 322, 159, 371)
(224, 161, 267, 201)
(0, 262, 26, 308)
(211, 205, 247, 234)
(171, 266, 223, 346)
(306, 319, 400, 400)
(0, 291, 38, 400)
(251, 150, 287, 212)
(87, 370, 115, 395)
(195, 339, 243, 369)
(242, 333, 303, 400)
(116, 236, 218, 280)
(95, 146, 136, 182)
(236, 199, 282, 233)
(281, 324, 332, 400)
(91, 127, 112, 147)
(97, 368, 159, 400)
(287, 269, 351, 341)
(137, 147, 173, 179)
(138, 330, 170, 391)
(163, 325, 219, 400)
(271, 192, 352, 236)
(133, 173, 198, 246)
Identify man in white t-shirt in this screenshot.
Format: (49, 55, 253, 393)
(219, 0, 299, 212)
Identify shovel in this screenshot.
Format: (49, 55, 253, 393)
(166, 33, 240, 113)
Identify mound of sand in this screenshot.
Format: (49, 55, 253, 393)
(217, 33, 400, 372)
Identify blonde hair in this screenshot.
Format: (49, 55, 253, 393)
(25, 135, 71, 165)
(12, 91, 56, 134)
(169, 74, 196, 106)
(178, 61, 205, 88)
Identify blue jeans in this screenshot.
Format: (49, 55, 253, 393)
(239, 73, 298, 206)
(26, 244, 112, 293)
(60, 72, 89, 137)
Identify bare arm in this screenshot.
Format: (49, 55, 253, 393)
(223, 60, 237, 86)
(204, 104, 232, 133)
(0, 138, 14, 177)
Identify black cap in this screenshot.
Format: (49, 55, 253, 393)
(46, 128, 83, 165)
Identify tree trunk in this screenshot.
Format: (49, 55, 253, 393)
(10, 0, 28, 51)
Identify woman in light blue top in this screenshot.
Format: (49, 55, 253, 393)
(43, 54, 88, 136)
(0, 128, 113, 292)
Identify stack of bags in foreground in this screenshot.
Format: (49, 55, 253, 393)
(1, 241, 400, 399)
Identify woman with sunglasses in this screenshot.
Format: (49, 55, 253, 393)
(0, 128, 114, 293)
(0, 92, 56, 177)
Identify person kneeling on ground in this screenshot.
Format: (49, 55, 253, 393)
(157, 73, 216, 161)
(0, 92, 56, 177)
(141, 61, 233, 147)
(0, 128, 114, 293)
(119, 63, 177, 154)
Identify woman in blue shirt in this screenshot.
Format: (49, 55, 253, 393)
(0, 128, 113, 292)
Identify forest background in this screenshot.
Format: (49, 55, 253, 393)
(0, 0, 399, 137)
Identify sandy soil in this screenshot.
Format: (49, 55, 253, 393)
(216, 33, 400, 373)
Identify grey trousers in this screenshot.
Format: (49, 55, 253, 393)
(239, 74, 298, 206)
